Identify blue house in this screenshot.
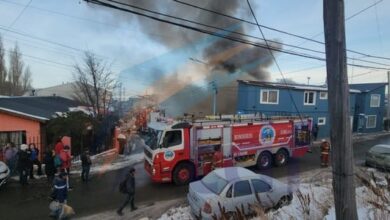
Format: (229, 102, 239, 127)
(236, 80, 386, 138)
(350, 83, 387, 133)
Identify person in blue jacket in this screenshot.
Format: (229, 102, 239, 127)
(50, 172, 68, 219)
(28, 143, 42, 178)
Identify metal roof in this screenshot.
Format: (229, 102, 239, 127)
(238, 80, 362, 93)
(0, 96, 80, 121)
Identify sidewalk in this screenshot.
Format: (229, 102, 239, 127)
(75, 198, 186, 220)
(312, 130, 390, 147)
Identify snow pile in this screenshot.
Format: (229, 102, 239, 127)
(269, 184, 332, 220)
(157, 206, 193, 220)
(71, 153, 144, 175)
(156, 168, 389, 220)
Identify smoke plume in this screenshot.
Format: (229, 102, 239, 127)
(106, 0, 281, 116)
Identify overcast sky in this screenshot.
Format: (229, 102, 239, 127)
(0, 0, 389, 98)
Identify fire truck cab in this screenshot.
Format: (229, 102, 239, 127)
(144, 115, 311, 185)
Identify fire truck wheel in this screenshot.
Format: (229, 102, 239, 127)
(274, 149, 289, 167)
(173, 163, 194, 185)
(257, 152, 273, 170)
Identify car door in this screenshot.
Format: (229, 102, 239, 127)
(251, 179, 274, 208)
(224, 180, 256, 214)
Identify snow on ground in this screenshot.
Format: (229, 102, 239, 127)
(156, 168, 389, 220)
(157, 206, 193, 220)
(71, 152, 144, 175)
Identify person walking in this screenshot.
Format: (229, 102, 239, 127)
(80, 150, 92, 183)
(117, 167, 137, 216)
(50, 172, 68, 219)
(29, 143, 43, 178)
(312, 123, 319, 141)
(44, 149, 56, 184)
(320, 139, 331, 167)
(17, 144, 30, 185)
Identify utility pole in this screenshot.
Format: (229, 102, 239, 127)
(323, 0, 358, 219)
(387, 71, 390, 130)
(209, 81, 218, 115)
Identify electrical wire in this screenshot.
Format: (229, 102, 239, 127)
(246, 0, 303, 121)
(173, 0, 390, 61)
(85, 0, 390, 71)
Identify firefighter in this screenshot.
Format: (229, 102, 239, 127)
(212, 145, 223, 170)
(320, 139, 331, 167)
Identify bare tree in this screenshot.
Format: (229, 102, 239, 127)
(0, 35, 7, 95)
(22, 65, 32, 92)
(8, 44, 24, 95)
(73, 52, 116, 118)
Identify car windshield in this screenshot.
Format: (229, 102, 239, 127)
(202, 172, 229, 195)
(371, 145, 390, 154)
(145, 129, 163, 150)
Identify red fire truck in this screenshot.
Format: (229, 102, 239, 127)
(144, 115, 312, 185)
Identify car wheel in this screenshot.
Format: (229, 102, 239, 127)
(274, 149, 289, 167)
(173, 163, 194, 185)
(257, 151, 273, 170)
(275, 196, 291, 209)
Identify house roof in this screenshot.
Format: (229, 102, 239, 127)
(237, 80, 362, 93)
(0, 96, 80, 121)
(349, 83, 387, 93)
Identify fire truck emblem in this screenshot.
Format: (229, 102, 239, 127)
(164, 150, 175, 161)
(259, 125, 275, 145)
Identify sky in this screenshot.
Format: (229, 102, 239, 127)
(0, 0, 389, 99)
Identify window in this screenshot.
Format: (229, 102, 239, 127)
(366, 115, 377, 129)
(304, 91, 316, 105)
(318, 117, 326, 125)
(251, 179, 271, 193)
(234, 180, 252, 197)
(202, 172, 229, 195)
(260, 89, 279, 104)
(370, 94, 380, 107)
(226, 185, 233, 198)
(162, 130, 182, 148)
(319, 92, 328, 100)
(0, 131, 26, 147)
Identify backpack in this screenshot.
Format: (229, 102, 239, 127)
(119, 177, 128, 194)
(54, 155, 62, 168)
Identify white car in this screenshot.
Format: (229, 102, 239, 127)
(0, 161, 10, 187)
(187, 167, 293, 219)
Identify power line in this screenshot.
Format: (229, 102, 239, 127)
(5, 48, 74, 68)
(295, 0, 385, 49)
(101, 0, 390, 68)
(0, 24, 107, 59)
(7, 0, 32, 29)
(85, 0, 390, 71)
(173, 0, 390, 61)
(246, 0, 303, 121)
(346, 0, 384, 21)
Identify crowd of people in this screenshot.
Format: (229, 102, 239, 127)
(1, 137, 93, 219)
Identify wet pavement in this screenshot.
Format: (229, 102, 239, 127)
(0, 134, 389, 220)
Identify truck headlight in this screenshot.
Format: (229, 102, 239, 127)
(152, 168, 156, 175)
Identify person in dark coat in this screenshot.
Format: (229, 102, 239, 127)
(29, 143, 43, 178)
(312, 123, 319, 141)
(17, 144, 30, 185)
(44, 149, 56, 184)
(81, 150, 92, 183)
(117, 167, 137, 216)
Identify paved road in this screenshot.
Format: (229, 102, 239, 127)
(0, 134, 389, 220)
